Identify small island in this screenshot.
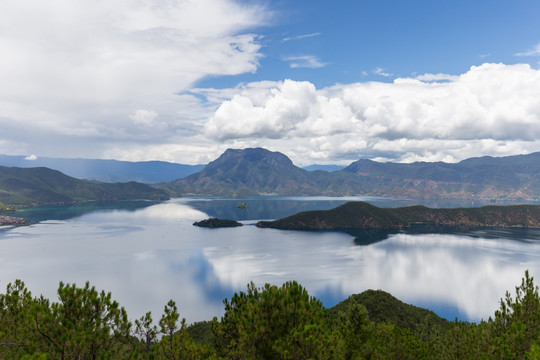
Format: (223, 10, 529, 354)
(256, 201, 540, 230)
(193, 218, 243, 228)
(236, 202, 248, 210)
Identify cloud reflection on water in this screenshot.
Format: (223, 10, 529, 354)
(201, 226, 540, 322)
(0, 199, 538, 324)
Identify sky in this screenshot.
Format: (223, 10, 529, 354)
(1, 0, 540, 166)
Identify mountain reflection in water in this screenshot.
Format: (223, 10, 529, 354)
(0, 198, 538, 324)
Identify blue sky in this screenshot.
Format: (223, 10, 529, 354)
(199, 0, 540, 88)
(1, 0, 540, 165)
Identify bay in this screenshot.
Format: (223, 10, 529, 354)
(0, 197, 539, 324)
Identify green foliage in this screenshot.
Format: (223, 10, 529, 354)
(31, 281, 133, 359)
(489, 270, 540, 359)
(186, 321, 215, 346)
(213, 281, 339, 359)
(1, 271, 539, 359)
(329, 289, 450, 334)
(0, 280, 39, 358)
(135, 311, 158, 356)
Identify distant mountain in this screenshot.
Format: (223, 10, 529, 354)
(0, 166, 169, 206)
(163, 148, 363, 197)
(343, 152, 540, 199)
(164, 148, 540, 199)
(302, 164, 345, 172)
(256, 201, 540, 230)
(0, 155, 204, 183)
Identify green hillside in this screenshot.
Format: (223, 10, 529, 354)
(328, 289, 450, 332)
(0, 166, 169, 206)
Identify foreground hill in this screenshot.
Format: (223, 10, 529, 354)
(163, 148, 540, 199)
(0, 166, 169, 206)
(1, 273, 537, 359)
(328, 289, 450, 332)
(0, 155, 203, 183)
(256, 201, 540, 230)
(189, 288, 450, 346)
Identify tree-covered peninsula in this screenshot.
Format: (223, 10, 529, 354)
(0, 272, 538, 359)
(257, 201, 540, 230)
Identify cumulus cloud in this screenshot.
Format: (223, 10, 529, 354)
(204, 63, 540, 165)
(283, 55, 326, 69)
(24, 154, 38, 161)
(413, 73, 459, 82)
(0, 0, 267, 160)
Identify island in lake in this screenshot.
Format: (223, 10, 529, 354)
(256, 201, 540, 230)
(193, 218, 243, 228)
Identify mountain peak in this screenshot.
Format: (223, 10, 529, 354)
(205, 148, 295, 172)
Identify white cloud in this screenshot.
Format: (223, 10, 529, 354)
(130, 110, 159, 127)
(282, 32, 321, 42)
(24, 154, 37, 161)
(413, 73, 459, 82)
(0, 0, 268, 160)
(373, 67, 393, 77)
(515, 43, 540, 56)
(283, 55, 326, 69)
(204, 63, 540, 165)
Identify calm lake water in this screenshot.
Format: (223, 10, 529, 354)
(1, 197, 539, 324)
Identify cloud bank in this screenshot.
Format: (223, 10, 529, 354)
(0, 0, 267, 163)
(0, 0, 539, 168)
(205, 63, 540, 165)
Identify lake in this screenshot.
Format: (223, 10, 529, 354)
(0, 197, 539, 325)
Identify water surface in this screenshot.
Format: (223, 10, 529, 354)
(0, 197, 538, 324)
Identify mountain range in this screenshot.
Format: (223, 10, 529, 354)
(0, 166, 169, 206)
(2, 148, 539, 205)
(163, 148, 540, 200)
(0, 154, 339, 183)
(0, 155, 204, 184)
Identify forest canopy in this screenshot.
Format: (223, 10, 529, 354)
(0, 271, 538, 359)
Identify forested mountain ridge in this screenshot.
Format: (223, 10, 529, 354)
(163, 148, 540, 199)
(256, 201, 540, 230)
(0, 166, 169, 206)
